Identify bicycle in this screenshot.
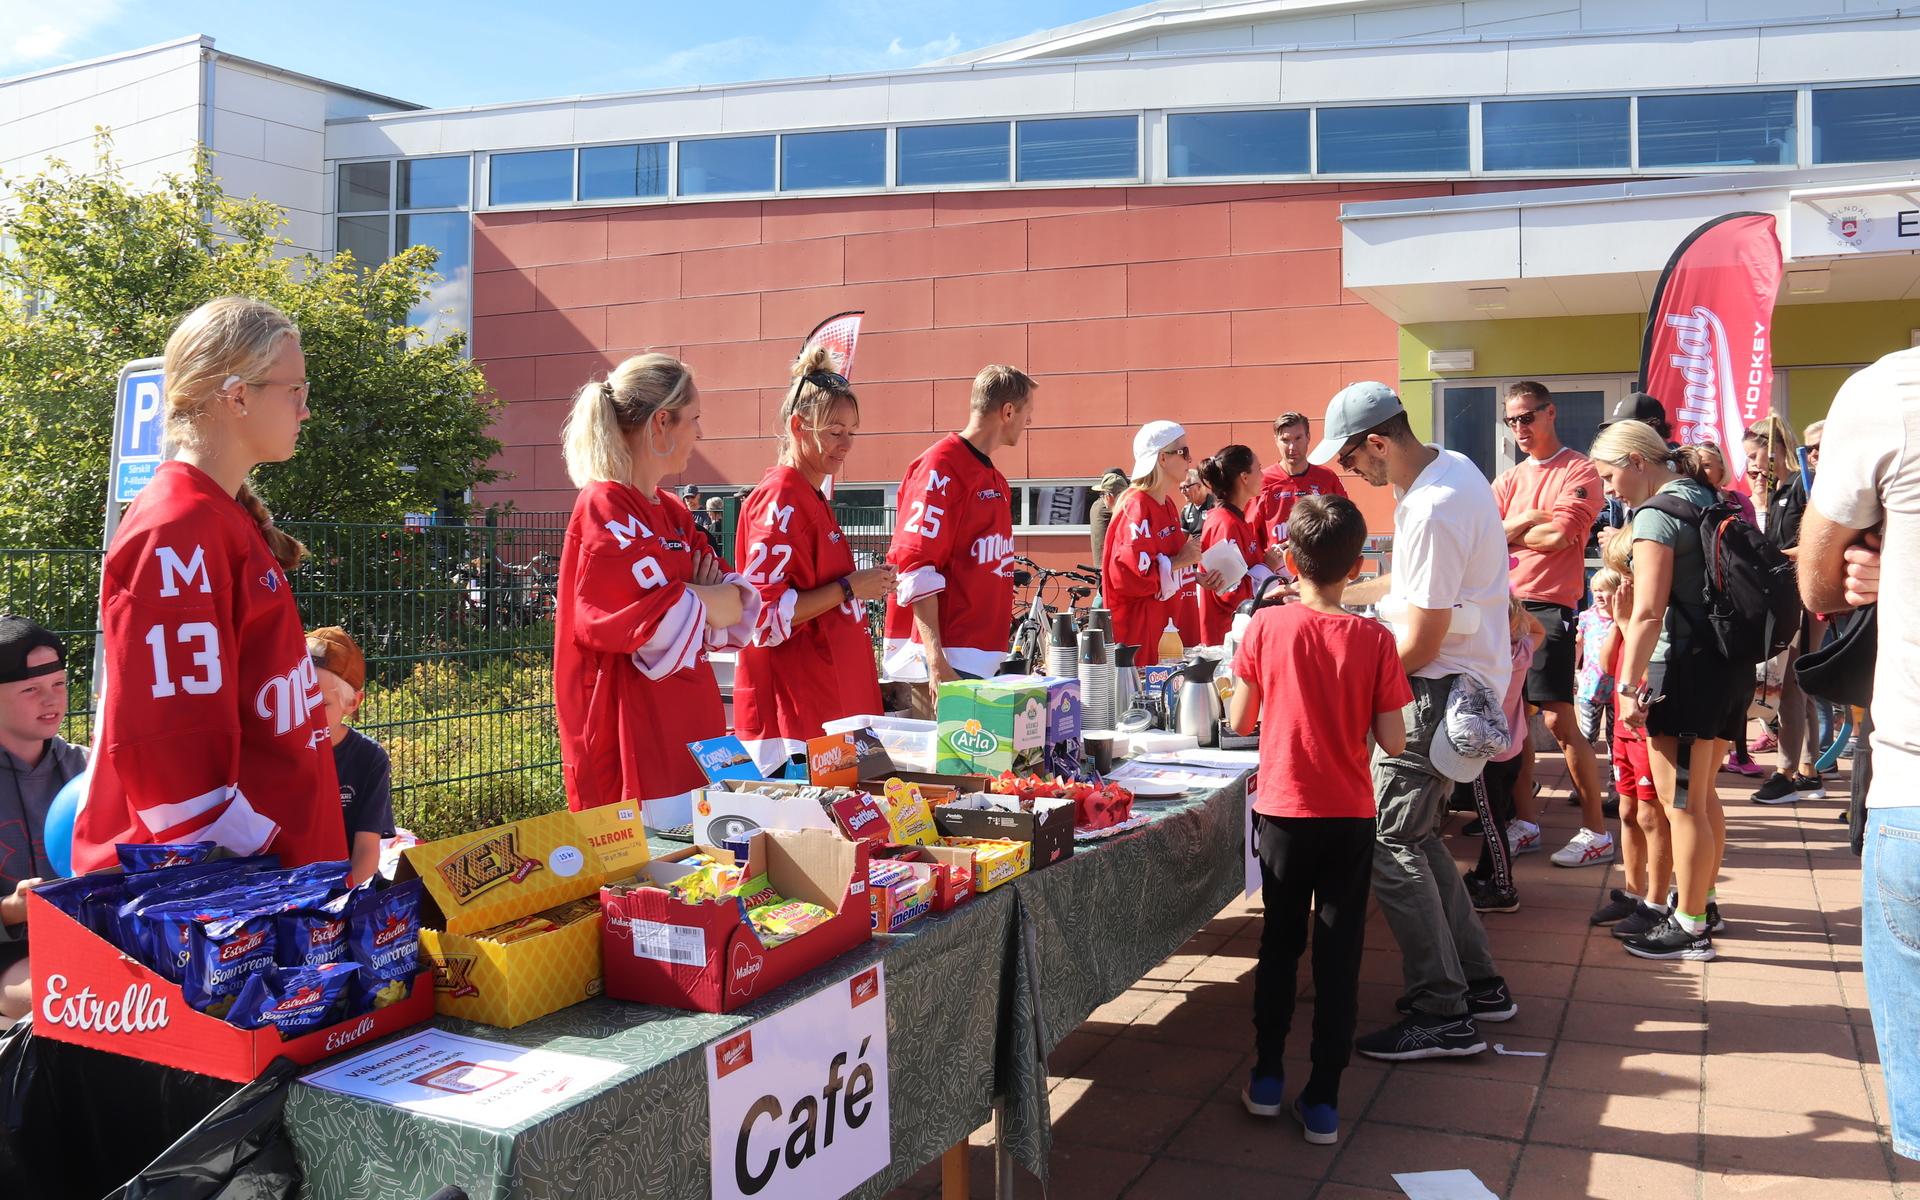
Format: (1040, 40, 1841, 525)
(1003, 556, 1098, 674)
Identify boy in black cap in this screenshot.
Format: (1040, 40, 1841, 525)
(0, 615, 88, 1019)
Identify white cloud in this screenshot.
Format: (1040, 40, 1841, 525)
(598, 20, 975, 91)
(0, 0, 124, 71)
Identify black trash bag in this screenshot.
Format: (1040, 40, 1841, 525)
(0, 1019, 291, 1200)
(109, 1056, 302, 1200)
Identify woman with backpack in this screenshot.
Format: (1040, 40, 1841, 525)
(1587, 420, 1738, 962)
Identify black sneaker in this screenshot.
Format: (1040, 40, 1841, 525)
(1590, 888, 1639, 926)
(1467, 876, 1519, 913)
(1602, 797, 1620, 819)
(1706, 901, 1726, 934)
(1753, 773, 1799, 804)
(1356, 1012, 1487, 1061)
(1462, 818, 1485, 837)
(1394, 977, 1517, 1023)
(1611, 903, 1665, 940)
(1623, 915, 1716, 962)
(1793, 773, 1827, 800)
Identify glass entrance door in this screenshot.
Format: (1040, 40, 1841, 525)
(1436, 377, 1628, 480)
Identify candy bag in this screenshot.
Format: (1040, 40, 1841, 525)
(274, 886, 360, 968)
(116, 842, 218, 872)
(184, 912, 277, 1017)
(347, 878, 424, 1010)
(746, 897, 832, 948)
(228, 963, 361, 1037)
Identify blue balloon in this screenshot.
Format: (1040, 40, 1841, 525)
(43, 769, 85, 879)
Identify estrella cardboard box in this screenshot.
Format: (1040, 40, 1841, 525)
(599, 828, 871, 1013)
(397, 810, 610, 1028)
(26, 891, 432, 1083)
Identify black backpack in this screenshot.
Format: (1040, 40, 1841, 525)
(1638, 492, 1800, 666)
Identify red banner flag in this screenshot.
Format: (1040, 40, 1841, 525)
(1637, 213, 1784, 481)
(801, 310, 864, 380)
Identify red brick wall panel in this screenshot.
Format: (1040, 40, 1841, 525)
(760, 279, 935, 338)
(474, 217, 607, 271)
(759, 193, 934, 242)
(680, 237, 844, 298)
(1026, 203, 1231, 270)
(1022, 372, 1128, 430)
(1028, 313, 1232, 375)
(844, 220, 1028, 284)
(534, 254, 681, 311)
(472, 307, 607, 360)
(1126, 250, 1340, 315)
(604, 202, 762, 257)
(472, 269, 536, 317)
(606, 292, 761, 349)
(1229, 305, 1399, 366)
(680, 338, 795, 393)
(1127, 364, 1344, 426)
(934, 265, 1127, 328)
(856, 323, 1029, 385)
(535, 351, 623, 402)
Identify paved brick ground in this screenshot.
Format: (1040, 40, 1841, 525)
(890, 750, 1913, 1200)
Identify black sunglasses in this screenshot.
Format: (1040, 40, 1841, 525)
(802, 370, 850, 393)
(1502, 405, 1549, 429)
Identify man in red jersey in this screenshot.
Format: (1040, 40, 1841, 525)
(883, 365, 1037, 712)
(1251, 411, 1350, 558)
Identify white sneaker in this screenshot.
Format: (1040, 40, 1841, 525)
(1506, 821, 1541, 856)
(1551, 828, 1616, 868)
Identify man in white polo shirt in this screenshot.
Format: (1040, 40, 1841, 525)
(1311, 382, 1516, 1061)
(1799, 345, 1920, 1161)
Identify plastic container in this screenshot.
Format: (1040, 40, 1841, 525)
(820, 714, 940, 773)
(1157, 621, 1184, 666)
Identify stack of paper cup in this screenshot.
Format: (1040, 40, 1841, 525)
(1077, 628, 1113, 730)
(1047, 612, 1078, 680)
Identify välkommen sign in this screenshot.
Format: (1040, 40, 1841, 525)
(707, 964, 890, 1200)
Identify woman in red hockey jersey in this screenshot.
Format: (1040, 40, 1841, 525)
(74, 297, 345, 873)
(554, 353, 759, 815)
(1195, 444, 1282, 646)
(732, 348, 897, 771)
(1103, 421, 1220, 665)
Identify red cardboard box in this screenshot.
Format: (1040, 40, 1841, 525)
(26, 891, 433, 1083)
(599, 828, 871, 1013)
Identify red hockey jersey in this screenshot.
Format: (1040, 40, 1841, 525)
(732, 466, 882, 754)
(1248, 463, 1349, 552)
(1102, 489, 1192, 666)
(1196, 503, 1270, 646)
(74, 462, 344, 875)
(555, 482, 758, 811)
(881, 435, 1015, 681)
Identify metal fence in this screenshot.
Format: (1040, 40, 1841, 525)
(1, 501, 896, 841)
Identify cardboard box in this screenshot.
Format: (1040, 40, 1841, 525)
(934, 795, 1076, 870)
(571, 802, 654, 875)
(693, 779, 840, 846)
(939, 837, 1030, 891)
(936, 679, 1049, 774)
(875, 843, 975, 912)
(868, 859, 937, 932)
(26, 891, 433, 1083)
(600, 828, 872, 1013)
(1002, 675, 1084, 745)
(806, 727, 895, 786)
(398, 810, 610, 1028)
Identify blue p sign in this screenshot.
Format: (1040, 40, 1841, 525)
(113, 363, 167, 503)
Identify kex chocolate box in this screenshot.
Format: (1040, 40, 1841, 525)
(936, 678, 1049, 774)
(600, 828, 871, 1013)
(397, 810, 609, 1028)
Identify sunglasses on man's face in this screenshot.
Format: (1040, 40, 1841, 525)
(1502, 405, 1548, 428)
(1337, 436, 1368, 470)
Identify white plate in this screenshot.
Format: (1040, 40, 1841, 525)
(1121, 779, 1188, 798)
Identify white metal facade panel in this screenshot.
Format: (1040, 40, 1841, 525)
(1504, 27, 1763, 93)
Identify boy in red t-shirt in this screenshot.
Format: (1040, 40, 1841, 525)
(1229, 495, 1411, 1146)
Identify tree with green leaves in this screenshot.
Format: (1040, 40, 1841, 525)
(0, 143, 500, 550)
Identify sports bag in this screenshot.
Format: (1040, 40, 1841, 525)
(1639, 492, 1800, 666)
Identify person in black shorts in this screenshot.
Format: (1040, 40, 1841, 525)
(1589, 420, 1737, 963)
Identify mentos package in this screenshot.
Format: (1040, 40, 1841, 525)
(348, 878, 424, 1010)
(228, 963, 361, 1037)
(185, 912, 278, 1016)
(275, 887, 360, 968)
(116, 842, 219, 872)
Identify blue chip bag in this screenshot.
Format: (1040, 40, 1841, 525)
(116, 842, 218, 872)
(347, 878, 424, 1011)
(228, 963, 360, 1036)
(121, 854, 279, 899)
(274, 886, 360, 968)
(184, 912, 278, 1016)
(283, 860, 352, 890)
(139, 883, 331, 984)
(32, 874, 130, 947)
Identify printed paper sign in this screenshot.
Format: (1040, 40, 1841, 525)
(302, 1029, 623, 1130)
(707, 965, 889, 1200)
(1245, 770, 1261, 899)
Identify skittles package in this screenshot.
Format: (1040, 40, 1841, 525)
(116, 842, 218, 872)
(347, 878, 424, 1010)
(184, 912, 278, 1017)
(228, 962, 361, 1037)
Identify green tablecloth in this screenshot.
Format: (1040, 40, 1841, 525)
(286, 775, 1247, 1200)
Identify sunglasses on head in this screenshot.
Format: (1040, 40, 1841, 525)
(801, 370, 850, 393)
(1502, 405, 1548, 428)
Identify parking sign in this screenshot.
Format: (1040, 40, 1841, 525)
(112, 359, 166, 503)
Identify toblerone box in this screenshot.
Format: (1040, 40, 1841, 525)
(397, 810, 609, 1028)
(936, 678, 1049, 774)
(572, 802, 654, 875)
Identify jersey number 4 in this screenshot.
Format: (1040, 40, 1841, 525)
(144, 622, 222, 698)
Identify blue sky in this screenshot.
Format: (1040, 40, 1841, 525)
(1, 0, 1127, 106)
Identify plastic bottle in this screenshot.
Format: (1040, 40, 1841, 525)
(1157, 620, 1184, 665)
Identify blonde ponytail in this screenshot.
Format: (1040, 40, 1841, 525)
(238, 482, 307, 572)
(561, 353, 696, 487)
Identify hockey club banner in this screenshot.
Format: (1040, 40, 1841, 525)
(801, 310, 864, 379)
(1637, 212, 1784, 482)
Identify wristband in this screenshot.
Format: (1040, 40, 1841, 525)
(837, 577, 855, 604)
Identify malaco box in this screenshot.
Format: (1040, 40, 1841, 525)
(936, 679, 1049, 774)
(599, 828, 871, 1013)
(397, 810, 610, 1028)
(26, 892, 432, 1083)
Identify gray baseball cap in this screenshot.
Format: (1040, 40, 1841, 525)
(1307, 381, 1406, 466)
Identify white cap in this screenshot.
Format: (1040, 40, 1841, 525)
(1427, 674, 1512, 783)
(1131, 420, 1187, 482)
